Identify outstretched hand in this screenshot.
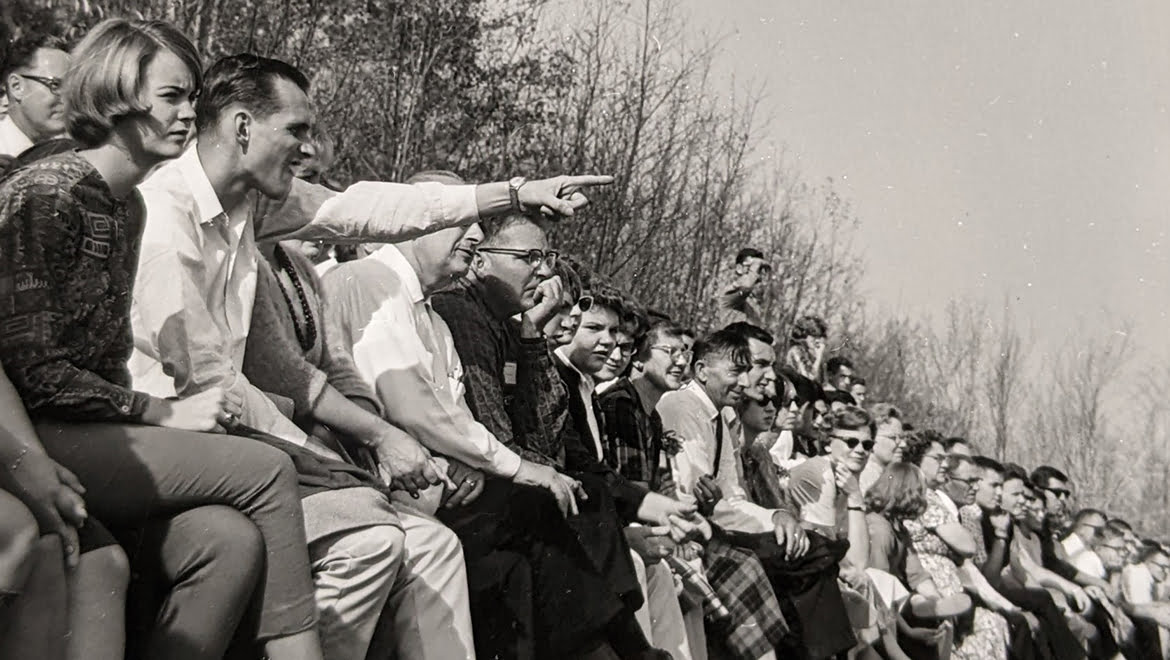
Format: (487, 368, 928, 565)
(519, 175, 614, 218)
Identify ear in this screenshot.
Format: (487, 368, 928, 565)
(234, 111, 251, 150)
(6, 74, 23, 101)
(692, 358, 708, 384)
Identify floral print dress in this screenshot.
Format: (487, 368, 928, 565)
(905, 490, 1009, 660)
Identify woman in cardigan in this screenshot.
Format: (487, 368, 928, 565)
(0, 19, 323, 660)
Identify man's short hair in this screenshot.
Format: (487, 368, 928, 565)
(944, 437, 970, 452)
(851, 376, 867, 387)
(196, 53, 310, 132)
(1107, 518, 1133, 533)
(479, 212, 546, 246)
(944, 453, 975, 475)
(972, 455, 1004, 475)
(693, 327, 750, 369)
(1073, 508, 1105, 526)
(1002, 462, 1031, 486)
(826, 356, 854, 375)
(1030, 465, 1069, 488)
(721, 321, 774, 347)
(2, 31, 69, 83)
(735, 247, 764, 265)
(65, 19, 202, 147)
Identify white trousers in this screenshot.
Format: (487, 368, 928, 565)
(374, 499, 475, 660)
(303, 488, 475, 660)
(303, 488, 405, 660)
(631, 549, 695, 660)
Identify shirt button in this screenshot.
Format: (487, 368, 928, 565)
(120, 405, 130, 412)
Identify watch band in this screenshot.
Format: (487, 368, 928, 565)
(508, 176, 527, 213)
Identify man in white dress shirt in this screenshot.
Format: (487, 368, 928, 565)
(131, 55, 609, 660)
(0, 33, 70, 157)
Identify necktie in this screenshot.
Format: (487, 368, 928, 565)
(712, 416, 723, 477)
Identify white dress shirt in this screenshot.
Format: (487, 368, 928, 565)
(657, 381, 777, 533)
(131, 146, 482, 446)
(323, 245, 522, 478)
(554, 347, 603, 461)
(1063, 533, 1107, 579)
(0, 115, 33, 157)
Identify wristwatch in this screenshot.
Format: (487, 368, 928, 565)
(508, 176, 527, 213)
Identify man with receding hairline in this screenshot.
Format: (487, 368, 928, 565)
(0, 32, 70, 157)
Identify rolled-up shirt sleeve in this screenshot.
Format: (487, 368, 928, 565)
(255, 180, 481, 244)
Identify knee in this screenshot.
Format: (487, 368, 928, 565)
(189, 506, 265, 581)
(345, 525, 406, 582)
(0, 496, 39, 581)
(430, 522, 463, 566)
(81, 544, 130, 594)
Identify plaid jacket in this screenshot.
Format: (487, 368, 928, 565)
(597, 377, 664, 490)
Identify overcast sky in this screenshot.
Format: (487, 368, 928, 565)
(678, 0, 1170, 364)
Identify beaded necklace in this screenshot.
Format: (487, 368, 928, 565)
(272, 244, 318, 352)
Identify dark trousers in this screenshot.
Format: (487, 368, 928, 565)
(34, 421, 317, 652)
(999, 584, 1085, 660)
(118, 506, 265, 660)
(720, 529, 856, 659)
(438, 474, 636, 659)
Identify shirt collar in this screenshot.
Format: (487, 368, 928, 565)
(681, 380, 720, 423)
(0, 115, 33, 155)
(370, 244, 425, 305)
(554, 346, 595, 390)
(176, 145, 227, 226)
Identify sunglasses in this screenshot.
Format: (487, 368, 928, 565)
(1038, 486, 1072, 499)
(829, 435, 875, 451)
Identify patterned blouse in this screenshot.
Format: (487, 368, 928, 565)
(0, 152, 151, 421)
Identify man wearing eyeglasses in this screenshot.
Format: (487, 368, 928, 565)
(715, 247, 771, 327)
(0, 33, 70, 158)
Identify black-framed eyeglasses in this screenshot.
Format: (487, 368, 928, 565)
(476, 247, 558, 269)
(650, 345, 692, 363)
(829, 435, 874, 451)
(949, 475, 981, 487)
(574, 295, 593, 313)
(1038, 485, 1072, 499)
(17, 73, 63, 95)
(616, 342, 636, 357)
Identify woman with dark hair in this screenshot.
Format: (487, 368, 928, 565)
(785, 315, 828, 381)
(866, 462, 972, 658)
(0, 18, 323, 660)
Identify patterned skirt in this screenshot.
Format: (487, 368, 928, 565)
(704, 535, 790, 659)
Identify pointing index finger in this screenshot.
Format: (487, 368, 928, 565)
(559, 174, 614, 192)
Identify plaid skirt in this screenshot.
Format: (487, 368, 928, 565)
(704, 535, 790, 659)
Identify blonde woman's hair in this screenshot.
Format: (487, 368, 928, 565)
(64, 18, 201, 147)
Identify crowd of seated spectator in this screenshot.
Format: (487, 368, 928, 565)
(1, 15, 1169, 660)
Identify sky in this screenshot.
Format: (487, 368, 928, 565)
(676, 0, 1170, 364)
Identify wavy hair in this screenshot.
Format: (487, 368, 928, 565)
(865, 462, 928, 520)
(65, 19, 201, 147)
